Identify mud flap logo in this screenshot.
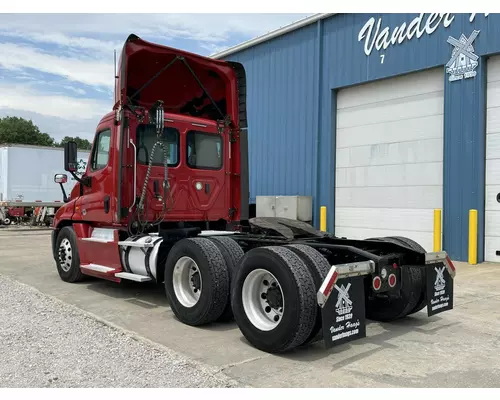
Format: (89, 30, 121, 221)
(427, 263, 454, 317)
(335, 283, 353, 315)
(322, 276, 366, 349)
(434, 266, 446, 292)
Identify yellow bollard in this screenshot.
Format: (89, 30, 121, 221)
(469, 209, 478, 265)
(320, 206, 327, 232)
(433, 209, 442, 252)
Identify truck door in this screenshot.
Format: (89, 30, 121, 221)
(185, 129, 228, 219)
(77, 124, 114, 224)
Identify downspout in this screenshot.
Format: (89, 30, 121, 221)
(313, 19, 324, 229)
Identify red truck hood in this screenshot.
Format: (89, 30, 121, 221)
(114, 34, 236, 119)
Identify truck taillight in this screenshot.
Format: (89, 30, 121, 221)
(388, 273, 397, 288)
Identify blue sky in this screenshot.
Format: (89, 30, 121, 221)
(0, 13, 311, 142)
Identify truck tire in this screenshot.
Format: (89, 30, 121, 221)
(385, 236, 427, 316)
(54, 226, 85, 283)
(164, 237, 230, 326)
(207, 236, 244, 322)
(284, 244, 330, 345)
(231, 246, 317, 353)
(3, 218, 11, 226)
(364, 236, 424, 322)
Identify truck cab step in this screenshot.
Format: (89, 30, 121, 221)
(81, 237, 114, 243)
(81, 264, 117, 273)
(118, 240, 155, 248)
(115, 272, 152, 282)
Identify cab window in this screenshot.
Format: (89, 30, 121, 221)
(136, 125, 180, 167)
(186, 131, 222, 170)
(90, 129, 111, 171)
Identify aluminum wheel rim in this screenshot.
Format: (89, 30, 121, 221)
(172, 256, 202, 308)
(58, 238, 73, 272)
(3, 218, 10, 225)
(242, 268, 284, 331)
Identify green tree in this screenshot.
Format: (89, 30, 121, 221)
(58, 136, 92, 150)
(0, 116, 56, 146)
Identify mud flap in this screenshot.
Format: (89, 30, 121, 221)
(426, 262, 454, 316)
(320, 276, 367, 349)
(425, 252, 456, 317)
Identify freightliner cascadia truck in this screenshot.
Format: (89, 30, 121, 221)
(50, 34, 456, 354)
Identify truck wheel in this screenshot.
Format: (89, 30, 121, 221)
(385, 236, 427, 315)
(164, 237, 230, 326)
(55, 226, 84, 283)
(231, 246, 317, 353)
(284, 244, 330, 345)
(3, 218, 11, 226)
(365, 236, 424, 322)
(208, 236, 244, 322)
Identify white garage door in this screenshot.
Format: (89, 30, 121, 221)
(485, 55, 500, 262)
(335, 68, 444, 252)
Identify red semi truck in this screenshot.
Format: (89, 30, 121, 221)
(50, 34, 456, 354)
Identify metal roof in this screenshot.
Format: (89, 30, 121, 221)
(210, 13, 335, 59)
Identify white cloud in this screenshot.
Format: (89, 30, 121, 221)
(0, 14, 312, 90)
(0, 13, 311, 41)
(0, 43, 113, 88)
(0, 30, 121, 56)
(0, 82, 110, 120)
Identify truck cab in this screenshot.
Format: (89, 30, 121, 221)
(52, 34, 248, 236)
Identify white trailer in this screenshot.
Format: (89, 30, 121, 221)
(0, 144, 90, 225)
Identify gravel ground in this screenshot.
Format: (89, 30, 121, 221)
(0, 274, 240, 388)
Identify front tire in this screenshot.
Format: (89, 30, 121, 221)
(164, 238, 230, 326)
(54, 226, 84, 283)
(231, 246, 317, 354)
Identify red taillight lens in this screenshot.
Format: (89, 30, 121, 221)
(388, 273, 397, 288)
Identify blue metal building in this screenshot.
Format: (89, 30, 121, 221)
(212, 13, 500, 263)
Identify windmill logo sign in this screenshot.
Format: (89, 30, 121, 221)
(446, 30, 480, 82)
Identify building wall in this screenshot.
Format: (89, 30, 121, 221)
(225, 13, 500, 262)
(226, 24, 320, 205)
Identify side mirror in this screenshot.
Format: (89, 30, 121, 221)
(54, 174, 69, 202)
(64, 141, 78, 172)
(54, 174, 68, 184)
